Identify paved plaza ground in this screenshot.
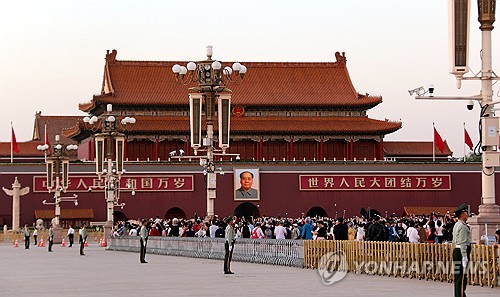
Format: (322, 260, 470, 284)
(0, 242, 498, 297)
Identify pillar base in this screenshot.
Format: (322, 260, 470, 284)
(53, 225, 63, 244)
(467, 204, 500, 244)
(103, 221, 113, 239)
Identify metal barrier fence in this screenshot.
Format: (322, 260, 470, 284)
(303, 240, 500, 288)
(107, 236, 304, 268)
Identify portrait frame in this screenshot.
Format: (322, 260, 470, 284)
(233, 167, 260, 201)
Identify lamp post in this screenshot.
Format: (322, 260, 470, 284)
(414, 0, 500, 242)
(37, 135, 79, 243)
(83, 104, 136, 238)
(171, 45, 246, 218)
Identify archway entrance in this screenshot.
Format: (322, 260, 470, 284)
(306, 206, 328, 218)
(164, 207, 187, 220)
(234, 202, 260, 219)
(113, 211, 127, 222)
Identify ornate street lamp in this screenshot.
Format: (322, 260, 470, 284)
(171, 45, 246, 218)
(83, 104, 136, 238)
(37, 135, 79, 243)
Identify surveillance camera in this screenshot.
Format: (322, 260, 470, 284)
(74, 201, 78, 206)
(427, 84, 434, 95)
(88, 188, 92, 192)
(467, 100, 474, 110)
(220, 171, 225, 176)
(131, 190, 136, 196)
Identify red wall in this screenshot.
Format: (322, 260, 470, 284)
(0, 163, 493, 227)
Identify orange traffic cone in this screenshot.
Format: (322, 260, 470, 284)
(13, 239, 19, 248)
(61, 238, 66, 247)
(84, 240, 88, 247)
(38, 237, 45, 247)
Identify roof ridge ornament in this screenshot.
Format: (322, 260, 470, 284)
(106, 49, 118, 63)
(335, 52, 347, 65)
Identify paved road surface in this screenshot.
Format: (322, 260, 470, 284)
(0, 243, 498, 297)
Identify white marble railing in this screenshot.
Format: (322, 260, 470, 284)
(107, 236, 304, 268)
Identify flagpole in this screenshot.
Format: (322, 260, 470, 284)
(44, 124, 47, 162)
(10, 122, 13, 163)
(463, 122, 466, 163)
(432, 122, 435, 162)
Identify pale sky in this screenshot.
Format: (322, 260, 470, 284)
(0, 0, 496, 157)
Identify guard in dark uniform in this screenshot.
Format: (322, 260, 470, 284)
(79, 223, 87, 256)
(23, 224, 30, 249)
(223, 217, 235, 274)
(452, 203, 471, 297)
(139, 219, 148, 263)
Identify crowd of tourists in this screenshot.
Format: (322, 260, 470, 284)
(112, 212, 500, 245)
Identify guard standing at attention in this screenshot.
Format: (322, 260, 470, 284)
(452, 203, 471, 297)
(23, 224, 30, 249)
(79, 223, 87, 256)
(139, 219, 148, 263)
(224, 217, 235, 274)
(48, 224, 54, 252)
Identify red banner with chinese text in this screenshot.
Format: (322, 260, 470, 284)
(33, 175, 194, 193)
(299, 175, 451, 191)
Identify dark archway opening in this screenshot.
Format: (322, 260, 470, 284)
(234, 202, 260, 219)
(113, 211, 127, 222)
(164, 207, 187, 220)
(306, 206, 328, 218)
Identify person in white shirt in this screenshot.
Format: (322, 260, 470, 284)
(274, 221, 287, 240)
(33, 228, 38, 246)
(406, 222, 420, 243)
(67, 226, 75, 247)
(129, 228, 138, 236)
(356, 224, 366, 241)
(209, 220, 218, 239)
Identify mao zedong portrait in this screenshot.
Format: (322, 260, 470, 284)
(235, 171, 259, 199)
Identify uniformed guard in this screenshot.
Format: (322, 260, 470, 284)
(79, 223, 87, 256)
(23, 224, 30, 249)
(452, 203, 471, 297)
(223, 217, 235, 274)
(139, 219, 148, 263)
(48, 224, 54, 252)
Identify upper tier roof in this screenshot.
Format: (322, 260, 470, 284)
(79, 50, 382, 111)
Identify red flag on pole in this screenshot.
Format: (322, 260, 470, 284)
(464, 127, 473, 150)
(434, 127, 446, 153)
(11, 126, 19, 153)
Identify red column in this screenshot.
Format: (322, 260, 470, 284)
(185, 140, 190, 157)
(378, 139, 384, 160)
(350, 140, 354, 160)
(319, 139, 324, 160)
(289, 136, 294, 161)
(90, 138, 95, 161)
(347, 139, 353, 160)
(154, 137, 159, 161)
(345, 139, 349, 160)
(259, 138, 264, 160)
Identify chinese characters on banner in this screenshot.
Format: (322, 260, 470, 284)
(33, 175, 194, 192)
(299, 175, 451, 191)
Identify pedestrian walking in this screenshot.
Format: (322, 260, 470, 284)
(33, 228, 38, 246)
(48, 225, 54, 252)
(67, 225, 75, 247)
(223, 217, 235, 274)
(452, 203, 471, 297)
(79, 223, 87, 255)
(23, 224, 30, 249)
(139, 219, 148, 263)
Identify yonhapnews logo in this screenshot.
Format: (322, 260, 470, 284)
(317, 250, 348, 285)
